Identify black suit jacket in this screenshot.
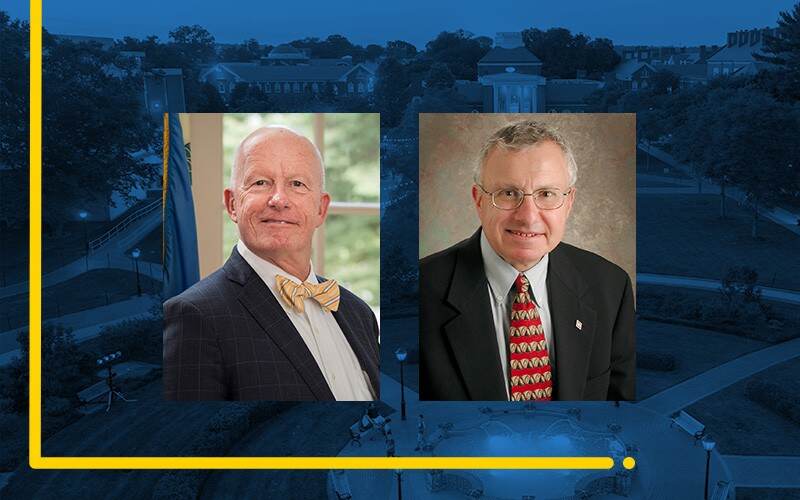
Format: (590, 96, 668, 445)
(419, 229, 635, 401)
(163, 247, 380, 401)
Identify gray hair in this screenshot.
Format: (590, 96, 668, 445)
(230, 125, 326, 190)
(474, 120, 578, 187)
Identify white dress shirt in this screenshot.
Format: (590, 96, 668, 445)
(237, 240, 374, 401)
(480, 232, 555, 400)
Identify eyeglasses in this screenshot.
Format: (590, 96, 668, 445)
(475, 183, 572, 210)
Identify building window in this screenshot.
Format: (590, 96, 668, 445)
(312, 82, 319, 93)
(712, 67, 720, 76)
(632, 80, 638, 90)
(275, 82, 281, 93)
(284, 83, 291, 93)
(217, 81, 226, 93)
(367, 78, 374, 92)
(265, 83, 271, 93)
(293, 83, 300, 93)
(357, 82, 365, 93)
(348, 82, 354, 93)
(722, 67, 730, 75)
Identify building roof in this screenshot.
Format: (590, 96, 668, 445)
(707, 43, 765, 63)
(54, 34, 115, 50)
(545, 79, 604, 104)
(267, 44, 309, 60)
(202, 62, 373, 83)
(479, 47, 541, 64)
(614, 60, 656, 80)
(655, 63, 707, 79)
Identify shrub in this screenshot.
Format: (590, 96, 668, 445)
(96, 316, 162, 364)
(745, 379, 800, 425)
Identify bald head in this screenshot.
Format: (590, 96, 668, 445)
(230, 126, 325, 191)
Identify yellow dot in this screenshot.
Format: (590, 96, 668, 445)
(622, 457, 636, 470)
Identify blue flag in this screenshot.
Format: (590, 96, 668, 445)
(162, 113, 200, 299)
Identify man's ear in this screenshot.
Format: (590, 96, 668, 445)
(471, 184, 483, 209)
(224, 188, 237, 223)
(317, 192, 331, 227)
(564, 186, 576, 218)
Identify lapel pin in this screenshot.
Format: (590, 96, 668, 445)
(575, 320, 583, 331)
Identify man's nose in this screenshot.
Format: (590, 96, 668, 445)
(266, 184, 290, 209)
(513, 194, 543, 222)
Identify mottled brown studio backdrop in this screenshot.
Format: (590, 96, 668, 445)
(419, 113, 636, 283)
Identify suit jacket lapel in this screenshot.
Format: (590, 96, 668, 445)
(548, 244, 597, 400)
(332, 303, 380, 398)
(226, 249, 335, 401)
(443, 230, 507, 400)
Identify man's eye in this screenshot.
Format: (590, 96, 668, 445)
(254, 180, 268, 187)
(499, 190, 518, 198)
(538, 190, 557, 198)
(290, 180, 308, 189)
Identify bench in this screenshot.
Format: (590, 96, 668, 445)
(77, 380, 109, 405)
(670, 410, 705, 443)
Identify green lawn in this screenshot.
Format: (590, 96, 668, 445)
(686, 357, 800, 456)
(0, 269, 161, 331)
(638, 194, 800, 290)
(636, 319, 768, 400)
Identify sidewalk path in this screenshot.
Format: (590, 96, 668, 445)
(0, 210, 162, 299)
(638, 337, 800, 415)
(638, 273, 800, 304)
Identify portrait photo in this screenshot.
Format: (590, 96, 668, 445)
(162, 113, 380, 402)
(419, 113, 636, 402)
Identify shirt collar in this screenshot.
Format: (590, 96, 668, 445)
(480, 231, 549, 304)
(237, 240, 318, 292)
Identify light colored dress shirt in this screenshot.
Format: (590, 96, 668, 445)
(237, 240, 374, 401)
(480, 232, 555, 400)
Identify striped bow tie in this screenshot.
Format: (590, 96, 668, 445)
(275, 275, 340, 314)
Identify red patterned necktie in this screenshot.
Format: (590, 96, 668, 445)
(509, 274, 552, 401)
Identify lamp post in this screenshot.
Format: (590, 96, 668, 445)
(395, 469, 403, 500)
(79, 210, 89, 271)
(702, 435, 716, 500)
(132, 248, 142, 296)
(394, 347, 407, 421)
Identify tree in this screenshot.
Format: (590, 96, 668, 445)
(168, 24, 216, 65)
(425, 30, 491, 80)
(649, 69, 680, 95)
(219, 38, 263, 62)
(42, 36, 159, 234)
(425, 62, 455, 89)
(523, 27, 620, 79)
(754, 2, 800, 101)
(386, 40, 418, 59)
(374, 57, 412, 128)
(0, 12, 29, 230)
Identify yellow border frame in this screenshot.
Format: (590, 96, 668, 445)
(27, 1, 621, 471)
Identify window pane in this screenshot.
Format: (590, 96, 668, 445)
(323, 214, 379, 308)
(323, 114, 380, 203)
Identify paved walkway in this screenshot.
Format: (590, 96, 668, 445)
(0, 210, 162, 299)
(638, 273, 800, 304)
(723, 455, 800, 488)
(638, 337, 800, 415)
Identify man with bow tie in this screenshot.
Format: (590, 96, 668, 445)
(163, 126, 379, 401)
(420, 120, 635, 402)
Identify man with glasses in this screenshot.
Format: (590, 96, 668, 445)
(420, 120, 635, 401)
